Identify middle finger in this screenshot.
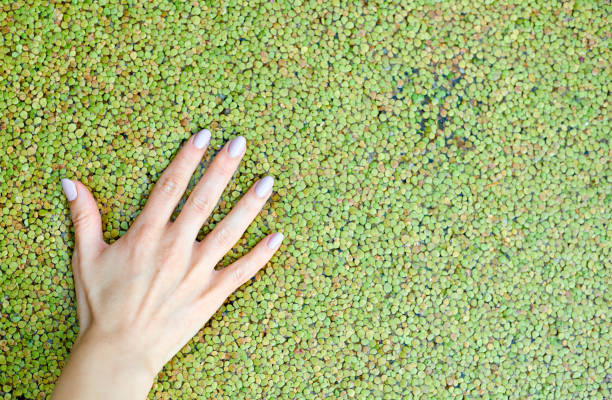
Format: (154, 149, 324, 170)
(171, 135, 246, 239)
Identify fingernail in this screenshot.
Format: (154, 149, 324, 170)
(227, 136, 246, 158)
(267, 232, 284, 250)
(193, 129, 211, 149)
(255, 176, 274, 198)
(61, 178, 77, 201)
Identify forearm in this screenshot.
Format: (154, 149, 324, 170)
(51, 333, 156, 400)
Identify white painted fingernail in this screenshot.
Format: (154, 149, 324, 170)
(228, 136, 246, 158)
(193, 129, 211, 149)
(267, 232, 284, 250)
(61, 178, 77, 201)
(255, 176, 274, 198)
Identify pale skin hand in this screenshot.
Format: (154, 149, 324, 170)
(51, 131, 284, 400)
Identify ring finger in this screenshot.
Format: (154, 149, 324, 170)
(185, 175, 275, 282)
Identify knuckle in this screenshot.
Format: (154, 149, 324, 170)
(157, 174, 182, 197)
(156, 234, 187, 267)
(216, 159, 237, 175)
(188, 193, 213, 214)
(157, 247, 178, 267)
(212, 225, 232, 245)
(231, 266, 247, 285)
(72, 211, 94, 230)
(163, 235, 183, 257)
(126, 239, 149, 264)
(131, 220, 157, 242)
(242, 196, 260, 213)
(125, 221, 158, 254)
(219, 164, 233, 176)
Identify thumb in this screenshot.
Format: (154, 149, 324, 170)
(61, 178, 106, 256)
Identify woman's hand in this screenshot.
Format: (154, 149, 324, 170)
(51, 131, 283, 400)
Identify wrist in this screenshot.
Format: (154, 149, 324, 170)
(51, 329, 156, 400)
(76, 327, 158, 379)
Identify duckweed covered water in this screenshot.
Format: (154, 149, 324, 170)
(0, 0, 610, 398)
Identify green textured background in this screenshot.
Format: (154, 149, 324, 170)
(1, 0, 610, 399)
